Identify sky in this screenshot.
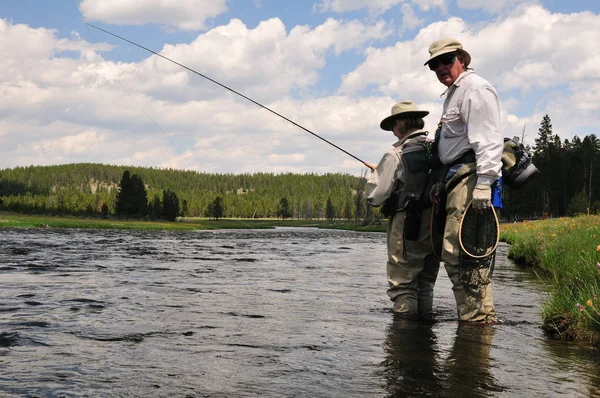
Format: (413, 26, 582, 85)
(1, 0, 599, 175)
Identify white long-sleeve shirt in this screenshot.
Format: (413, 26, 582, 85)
(438, 70, 503, 186)
(366, 130, 430, 206)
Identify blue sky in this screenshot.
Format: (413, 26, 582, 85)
(1, 0, 599, 174)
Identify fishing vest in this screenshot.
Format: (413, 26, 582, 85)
(381, 133, 432, 218)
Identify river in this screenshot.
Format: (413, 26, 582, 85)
(0, 227, 598, 397)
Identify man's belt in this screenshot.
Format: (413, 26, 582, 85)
(449, 150, 476, 167)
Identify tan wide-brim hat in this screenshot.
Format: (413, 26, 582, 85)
(380, 100, 429, 131)
(424, 38, 471, 67)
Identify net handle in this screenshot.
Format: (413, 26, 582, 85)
(458, 200, 500, 258)
(430, 207, 443, 260)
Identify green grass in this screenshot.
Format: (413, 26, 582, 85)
(500, 215, 600, 343)
(0, 211, 388, 232)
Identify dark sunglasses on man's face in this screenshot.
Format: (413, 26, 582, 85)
(428, 52, 457, 70)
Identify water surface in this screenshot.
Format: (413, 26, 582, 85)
(0, 227, 598, 397)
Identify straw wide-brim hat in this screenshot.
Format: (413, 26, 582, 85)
(380, 100, 429, 131)
(424, 38, 471, 67)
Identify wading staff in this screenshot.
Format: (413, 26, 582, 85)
(86, 23, 374, 170)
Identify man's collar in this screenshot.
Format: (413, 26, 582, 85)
(440, 69, 474, 97)
(453, 69, 473, 86)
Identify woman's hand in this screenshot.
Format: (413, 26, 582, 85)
(364, 162, 377, 172)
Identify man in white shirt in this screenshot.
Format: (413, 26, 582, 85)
(425, 38, 503, 323)
(366, 100, 439, 318)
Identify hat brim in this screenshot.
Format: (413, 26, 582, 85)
(424, 48, 471, 67)
(380, 111, 430, 131)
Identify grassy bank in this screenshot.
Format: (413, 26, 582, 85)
(0, 212, 387, 232)
(500, 215, 600, 343)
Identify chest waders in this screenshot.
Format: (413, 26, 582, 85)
(432, 162, 499, 299)
(427, 120, 538, 300)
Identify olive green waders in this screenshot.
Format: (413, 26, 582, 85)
(441, 164, 496, 322)
(387, 207, 440, 316)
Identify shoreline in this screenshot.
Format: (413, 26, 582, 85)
(500, 215, 600, 345)
(0, 212, 387, 232)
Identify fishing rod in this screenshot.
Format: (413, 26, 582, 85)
(85, 23, 373, 170)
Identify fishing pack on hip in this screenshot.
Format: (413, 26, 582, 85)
(501, 137, 538, 189)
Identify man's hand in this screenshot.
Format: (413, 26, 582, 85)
(471, 184, 492, 212)
(430, 181, 444, 206)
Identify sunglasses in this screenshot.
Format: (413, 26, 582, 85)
(428, 52, 457, 70)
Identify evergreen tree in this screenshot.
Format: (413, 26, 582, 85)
(534, 115, 554, 214)
(162, 189, 180, 221)
(581, 135, 599, 207)
(152, 195, 162, 219)
(278, 197, 291, 220)
(354, 169, 369, 224)
(130, 174, 149, 217)
(181, 199, 188, 218)
(568, 190, 589, 216)
(207, 196, 224, 220)
(325, 196, 335, 220)
(115, 171, 148, 218)
(344, 197, 352, 221)
(115, 171, 132, 217)
(534, 115, 553, 157)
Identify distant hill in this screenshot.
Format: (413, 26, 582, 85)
(0, 163, 368, 219)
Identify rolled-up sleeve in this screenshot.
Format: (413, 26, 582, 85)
(366, 151, 400, 206)
(465, 86, 504, 185)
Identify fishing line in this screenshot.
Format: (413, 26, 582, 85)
(82, 22, 282, 227)
(85, 23, 371, 169)
(82, 24, 194, 170)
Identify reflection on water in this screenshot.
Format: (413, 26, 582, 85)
(381, 317, 444, 397)
(444, 324, 501, 396)
(382, 317, 502, 398)
(0, 227, 598, 397)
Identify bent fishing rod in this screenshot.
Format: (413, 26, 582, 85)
(85, 23, 372, 170)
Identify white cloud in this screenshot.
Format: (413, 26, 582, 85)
(110, 17, 393, 102)
(501, 61, 559, 90)
(315, 0, 447, 15)
(457, 0, 536, 14)
(400, 4, 424, 31)
(79, 0, 228, 31)
(338, 17, 469, 100)
(315, 0, 404, 15)
(333, 3, 600, 154)
(462, 6, 600, 92)
(31, 130, 105, 154)
(0, 16, 391, 135)
(159, 151, 195, 170)
(542, 81, 600, 142)
(342, 5, 600, 97)
(412, 0, 448, 13)
(267, 153, 306, 164)
(4, 120, 163, 168)
(1, 4, 600, 174)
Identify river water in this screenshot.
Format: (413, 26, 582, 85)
(0, 227, 598, 397)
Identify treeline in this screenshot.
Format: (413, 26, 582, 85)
(502, 115, 600, 220)
(0, 115, 597, 222)
(0, 163, 370, 220)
